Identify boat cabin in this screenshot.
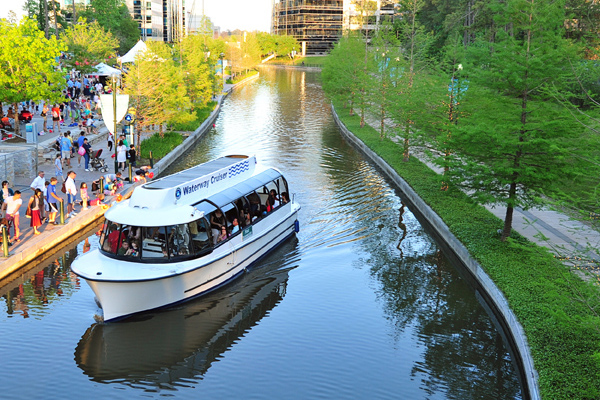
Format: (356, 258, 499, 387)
(98, 155, 291, 263)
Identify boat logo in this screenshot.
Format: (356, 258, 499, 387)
(175, 187, 182, 200)
(228, 160, 250, 177)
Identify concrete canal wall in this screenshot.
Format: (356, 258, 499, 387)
(0, 73, 260, 282)
(331, 105, 540, 400)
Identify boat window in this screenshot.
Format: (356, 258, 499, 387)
(168, 223, 192, 258)
(141, 226, 169, 259)
(236, 197, 251, 229)
(189, 217, 212, 255)
(246, 191, 263, 220)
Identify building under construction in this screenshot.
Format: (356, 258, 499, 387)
(271, 0, 397, 55)
(271, 0, 344, 55)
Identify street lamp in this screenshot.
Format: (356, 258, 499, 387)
(111, 73, 119, 173)
(220, 53, 225, 92)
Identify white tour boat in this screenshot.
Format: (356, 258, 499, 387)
(71, 155, 300, 322)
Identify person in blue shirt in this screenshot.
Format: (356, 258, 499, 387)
(46, 177, 62, 224)
(77, 131, 86, 166)
(61, 132, 72, 167)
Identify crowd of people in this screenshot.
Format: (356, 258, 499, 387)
(0, 162, 152, 245)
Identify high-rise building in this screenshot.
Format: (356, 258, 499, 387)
(125, 0, 185, 42)
(271, 0, 397, 55)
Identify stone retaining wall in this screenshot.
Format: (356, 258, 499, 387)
(331, 105, 540, 400)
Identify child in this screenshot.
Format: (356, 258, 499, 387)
(128, 145, 137, 168)
(104, 179, 116, 196)
(89, 193, 105, 206)
(54, 154, 64, 182)
(80, 182, 89, 210)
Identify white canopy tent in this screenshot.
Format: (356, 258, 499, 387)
(93, 63, 122, 76)
(119, 40, 148, 64)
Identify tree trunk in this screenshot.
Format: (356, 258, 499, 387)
(403, 122, 410, 161)
(44, 0, 49, 39)
(72, 0, 76, 25)
(13, 103, 20, 137)
(501, 182, 517, 241)
(52, 0, 59, 39)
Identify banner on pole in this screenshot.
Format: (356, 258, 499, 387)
(100, 94, 130, 134)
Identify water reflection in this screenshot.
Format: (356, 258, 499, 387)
(1, 246, 82, 319)
(74, 239, 297, 391)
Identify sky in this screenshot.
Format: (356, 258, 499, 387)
(0, 0, 273, 32)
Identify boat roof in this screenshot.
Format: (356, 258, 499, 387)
(104, 155, 286, 226)
(144, 156, 246, 190)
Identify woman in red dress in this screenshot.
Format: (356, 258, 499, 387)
(28, 189, 44, 235)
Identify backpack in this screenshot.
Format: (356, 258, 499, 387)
(52, 109, 59, 118)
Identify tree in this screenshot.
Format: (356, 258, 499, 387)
(0, 17, 66, 136)
(444, 0, 586, 241)
(180, 34, 216, 110)
(81, 0, 139, 54)
(62, 19, 119, 82)
(322, 33, 368, 118)
(122, 41, 191, 137)
(390, 0, 433, 160)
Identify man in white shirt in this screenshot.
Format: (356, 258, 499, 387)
(65, 171, 78, 217)
(30, 171, 45, 193)
(5, 191, 22, 241)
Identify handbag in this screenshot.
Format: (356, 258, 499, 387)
(78, 146, 86, 156)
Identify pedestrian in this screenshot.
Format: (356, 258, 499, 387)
(116, 140, 127, 171)
(0, 180, 14, 216)
(51, 104, 61, 134)
(77, 131, 86, 166)
(128, 144, 137, 168)
(81, 138, 92, 171)
(46, 177, 62, 224)
(5, 190, 22, 242)
(65, 171, 78, 217)
(30, 171, 45, 193)
(27, 189, 43, 235)
(54, 153, 64, 182)
(41, 102, 49, 133)
(107, 132, 114, 152)
(80, 182, 89, 210)
(60, 133, 72, 167)
(42, 181, 50, 222)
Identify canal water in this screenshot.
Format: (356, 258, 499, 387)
(0, 68, 523, 399)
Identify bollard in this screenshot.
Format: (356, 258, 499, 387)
(149, 151, 154, 168)
(99, 176, 104, 195)
(128, 162, 133, 183)
(59, 201, 65, 225)
(2, 225, 9, 257)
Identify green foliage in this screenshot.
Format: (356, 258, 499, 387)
(179, 34, 216, 110)
(169, 101, 216, 131)
(257, 32, 299, 58)
(62, 18, 119, 76)
(123, 41, 191, 135)
(332, 100, 600, 399)
(81, 0, 139, 54)
(0, 17, 66, 134)
(139, 131, 183, 160)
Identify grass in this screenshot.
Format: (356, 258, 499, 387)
(227, 70, 259, 85)
(332, 100, 600, 400)
(139, 130, 183, 160)
(266, 55, 328, 66)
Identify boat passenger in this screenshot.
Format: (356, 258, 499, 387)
(217, 226, 228, 243)
(210, 209, 226, 245)
(281, 192, 289, 204)
(267, 189, 279, 211)
(117, 241, 130, 256)
(231, 218, 240, 234)
(107, 224, 125, 253)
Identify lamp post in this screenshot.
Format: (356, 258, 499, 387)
(111, 73, 118, 173)
(220, 53, 225, 92)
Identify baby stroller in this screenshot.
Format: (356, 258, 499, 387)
(89, 149, 109, 172)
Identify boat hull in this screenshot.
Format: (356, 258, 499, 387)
(76, 206, 299, 322)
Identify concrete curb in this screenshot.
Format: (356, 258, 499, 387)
(331, 105, 540, 400)
(258, 64, 322, 72)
